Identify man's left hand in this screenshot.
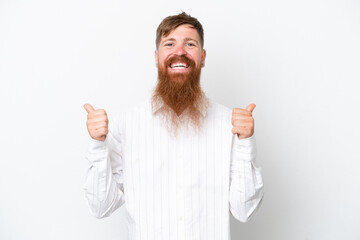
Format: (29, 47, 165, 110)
(231, 104, 256, 140)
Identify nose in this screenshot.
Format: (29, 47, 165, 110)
(173, 45, 186, 56)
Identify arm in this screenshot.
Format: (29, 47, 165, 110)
(82, 114, 125, 219)
(229, 134, 264, 222)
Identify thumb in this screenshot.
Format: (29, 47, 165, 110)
(246, 103, 256, 113)
(83, 103, 95, 113)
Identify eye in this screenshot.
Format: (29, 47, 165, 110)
(164, 43, 173, 47)
(187, 43, 195, 47)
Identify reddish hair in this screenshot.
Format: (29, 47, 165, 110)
(156, 12, 204, 49)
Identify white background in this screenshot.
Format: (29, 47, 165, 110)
(1, 0, 359, 239)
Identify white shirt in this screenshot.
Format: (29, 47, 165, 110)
(83, 99, 264, 240)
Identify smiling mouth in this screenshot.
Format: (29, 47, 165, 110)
(169, 62, 190, 69)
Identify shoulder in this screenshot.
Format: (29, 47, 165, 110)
(204, 99, 233, 130)
(111, 99, 150, 123)
(203, 99, 234, 136)
(113, 99, 150, 119)
(123, 99, 151, 115)
(207, 99, 233, 117)
(116, 99, 154, 127)
(110, 100, 150, 138)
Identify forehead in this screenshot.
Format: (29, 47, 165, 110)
(161, 24, 200, 42)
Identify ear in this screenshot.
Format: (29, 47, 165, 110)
(154, 49, 158, 65)
(201, 49, 207, 66)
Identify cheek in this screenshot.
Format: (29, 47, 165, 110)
(159, 53, 170, 65)
(189, 52, 202, 63)
(159, 48, 172, 59)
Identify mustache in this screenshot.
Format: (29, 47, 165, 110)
(164, 55, 196, 68)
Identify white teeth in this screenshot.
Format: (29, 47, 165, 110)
(170, 63, 189, 69)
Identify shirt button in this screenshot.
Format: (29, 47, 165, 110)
(178, 216, 183, 221)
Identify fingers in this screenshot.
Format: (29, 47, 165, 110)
(94, 128, 109, 137)
(84, 103, 107, 119)
(86, 120, 108, 130)
(232, 103, 256, 139)
(232, 103, 256, 116)
(231, 122, 254, 139)
(232, 118, 254, 127)
(232, 128, 254, 139)
(231, 115, 253, 125)
(87, 116, 108, 124)
(84, 103, 95, 113)
(88, 128, 108, 141)
(246, 103, 256, 113)
(84, 103, 109, 142)
(231, 126, 253, 135)
(86, 109, 107, 120)
(232, 108, 252, 116)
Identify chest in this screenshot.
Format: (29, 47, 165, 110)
(122, 115, 233, 191)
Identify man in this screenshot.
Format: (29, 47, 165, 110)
(83, 12, 264, 240)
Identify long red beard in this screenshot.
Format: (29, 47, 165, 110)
(152, 55, 208, 135)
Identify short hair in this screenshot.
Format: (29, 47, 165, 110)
(156, 12, 204, 49)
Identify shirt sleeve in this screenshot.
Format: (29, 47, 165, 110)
(229, 134, 264, 222)
(82, 113, 125, 219)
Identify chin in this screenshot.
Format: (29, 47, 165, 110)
(168, 74, 188, 84)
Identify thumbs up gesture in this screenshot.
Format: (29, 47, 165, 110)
(231, 103, 256, 140)
(84, 103, 109, 142)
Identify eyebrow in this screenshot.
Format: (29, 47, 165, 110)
(184, 38, 199, 44)
(161, 37, 199, 45)
(161, 38, 176, 43)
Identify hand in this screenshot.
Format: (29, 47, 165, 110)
(84, 103, 109, 142)
(231, 103, 256, 140)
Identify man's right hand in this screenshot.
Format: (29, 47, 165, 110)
(84, 103, 109, 142)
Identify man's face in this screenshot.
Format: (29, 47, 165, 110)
(155, 24, 206, 83)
